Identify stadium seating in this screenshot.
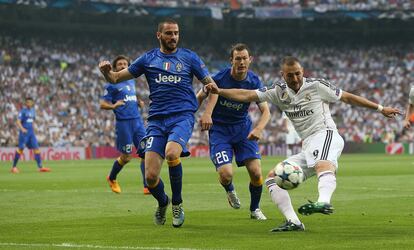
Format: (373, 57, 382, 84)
(1, 36, 412, 147)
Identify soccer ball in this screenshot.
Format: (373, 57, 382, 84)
(273, 161, 304, 190)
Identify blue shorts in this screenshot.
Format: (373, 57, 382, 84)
(209, 119, 261, 168)
(18, 131, 39, 149)
(140, 112, 194, 159)
(116, 118, 146, 154)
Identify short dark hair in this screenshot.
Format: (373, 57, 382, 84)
(158, 18, 178, 32)
(281, 56, 300, 67)
(112, 55, 131, 68)
(25, 96, 33, 101)
(230, 43, 251, 59)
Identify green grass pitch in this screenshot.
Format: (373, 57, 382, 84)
(1, 154, 413, 249)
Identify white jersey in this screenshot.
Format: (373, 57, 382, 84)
(256, 77, 342, 140)
(409, 86, 414, 104)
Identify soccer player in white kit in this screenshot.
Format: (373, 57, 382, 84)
(205, 56, 401, 232)
(403, 86, 414, 129)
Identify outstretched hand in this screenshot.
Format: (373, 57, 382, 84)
(98, 61, 112, 75)
(381, 107, 402, 119)
(205, 83, 220, 95)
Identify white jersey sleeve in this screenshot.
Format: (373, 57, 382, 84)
(316, 79, 342, 103)
(409, 87, 414, 104)
(255, 87, 279, 104)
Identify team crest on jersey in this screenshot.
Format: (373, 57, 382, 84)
(176, 62, 183, 72)
(281, 91, 291, 103)
(163, 62, 171, 71)
(305, 93, 311, 101)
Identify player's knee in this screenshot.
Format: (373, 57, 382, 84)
(250, 171, 263, 184)
(218, 165, 232, 183)
(145, 174, 159, 188)
(219, 172, 232, 185)
(165, 151, 180, 162)
(119, 154, 132, 164)
(315, 161, 336, 176)
(167, 158, 181, 167)
(250, 176, 263, 186)
(117, 156, 130, 166)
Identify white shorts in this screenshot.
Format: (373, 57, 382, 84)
(285, 130, 344, 181)
(285, 130, 301, 145)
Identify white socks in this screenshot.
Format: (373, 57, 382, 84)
(265, 178, 301, 225)
(317, 171, 336, 204)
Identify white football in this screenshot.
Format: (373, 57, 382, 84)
(273, 161, 304, 190)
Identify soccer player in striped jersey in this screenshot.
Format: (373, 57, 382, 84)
(100, 55, 149, 195)
(98, 18, 217, 228)
(403, 86, 414, 129)
(10, 97, 51, 173)
(205, 56, 401, 232)
(198, 43, 270, 220)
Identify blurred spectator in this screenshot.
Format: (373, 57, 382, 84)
(0, 35, 413, 147)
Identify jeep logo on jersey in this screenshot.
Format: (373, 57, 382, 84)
(123, 95, 137, 102)
(220, 99, 243, 111)
(155, 74, 182, 84)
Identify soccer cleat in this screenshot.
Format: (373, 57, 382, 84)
(298, 200, 334, 216)
(38, 167, 51, 172)
(106, 176, 121, 194)
(270, 220, 305, 232)
(250, 208, 267, 220)
(143, 187, 151, 195)
(10, 167, 20, 174)
(172, 203, 185, 228)
(154, 197, 170, 225)
(227, 190, 241, 209)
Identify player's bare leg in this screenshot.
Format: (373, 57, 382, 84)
(265, 167, 304, 232)
(218, 164, 241, 209)
(298, 161, 335, 215)
(245, 159, 266, 220)
(145, 151, 169, 225)
(165, 141, 185, 227)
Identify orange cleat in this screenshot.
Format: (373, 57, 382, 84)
(38, 167, 51, 172)
(143, 187, 151, 195)
(10, 167, 20, 174)
(106, 176, 121, 194)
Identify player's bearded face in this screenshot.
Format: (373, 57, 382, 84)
(282, 63, 304, 92)
(158, 24, 179, 52)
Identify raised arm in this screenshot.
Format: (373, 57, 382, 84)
(247, 101, 270, 140)
(340, 91, 401, 118)
(98, 61, 134, 84)
(205, 82, 260, 103)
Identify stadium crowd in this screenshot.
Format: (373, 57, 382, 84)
(89, 0, 414, 10)
(1, 36, 413, 147)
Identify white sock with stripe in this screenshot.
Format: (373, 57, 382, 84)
(265, 177, 301, 225)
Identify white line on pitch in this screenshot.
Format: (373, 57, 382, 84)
(0, 242, 229, 250)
